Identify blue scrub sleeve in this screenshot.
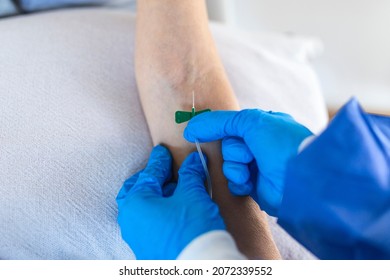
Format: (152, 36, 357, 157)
(278, 98, 390, 259)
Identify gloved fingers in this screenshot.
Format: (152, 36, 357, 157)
(226, 160, 257, 199)
(228, 180, 254, 196)
(267, 111, 294, 119)
(222, 137, 254, 163)
(183, 109, 263, 142)
(176, 152, 207, 195)
(162, 182, 177, 197)
(131, 145, 172, 197)
(257, 176, 283, 216)
(223, 160, 251, 185)
(116, 170, 143, 203)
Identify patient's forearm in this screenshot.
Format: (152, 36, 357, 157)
(135, 0, 237, 150)
(135, 0, 280, 259)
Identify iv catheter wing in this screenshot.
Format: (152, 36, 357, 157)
(175, 111, 193, 123)
(194, 109, 211, 116)
(175, 109, 211, 123)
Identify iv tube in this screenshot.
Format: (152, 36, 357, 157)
(195, 139, 212, 197)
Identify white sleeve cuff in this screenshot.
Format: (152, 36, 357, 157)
(177, 230, 246, 260)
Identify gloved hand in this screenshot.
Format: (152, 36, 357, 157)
(116, 145, 225, 260)
(184, 109, 313, 216)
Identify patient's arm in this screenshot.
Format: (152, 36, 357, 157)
(135, 0, 280, 259)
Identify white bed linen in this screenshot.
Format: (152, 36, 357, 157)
(0, 7, 326, 259)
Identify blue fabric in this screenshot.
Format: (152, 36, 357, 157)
(0, 0, 17, 17)
(0, 0, 107, 15)
(278, 98, 390, 259)
(116, 145, 225, 260)
(20, 0, 106, 11)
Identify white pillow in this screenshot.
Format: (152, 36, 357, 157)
(0, 7, 326, 259)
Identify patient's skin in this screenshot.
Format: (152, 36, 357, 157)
(135, 0, 280, 259)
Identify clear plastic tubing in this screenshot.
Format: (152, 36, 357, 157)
(195, 139, 212, 198)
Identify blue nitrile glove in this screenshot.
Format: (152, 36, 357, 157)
(116, 145, 225, 260)
(184, 109, 313, 216)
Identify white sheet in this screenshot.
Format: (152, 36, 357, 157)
(0, 7, 326, 259)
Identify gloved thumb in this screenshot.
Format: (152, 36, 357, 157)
(184, 110, 259, 143)
(176, 152, 208, 195)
